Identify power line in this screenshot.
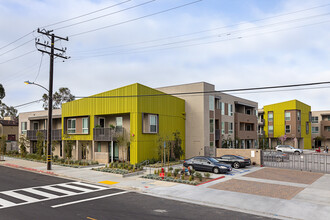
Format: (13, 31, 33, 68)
(54, 0, 156, 31)
(73, 81, 330, 99)
(14, 99, 43, 108)
(0, 50, 36, 65)
(0, 31, 35, 51)
(42, 0, 132, 28)
(0, 39, 34, 57)
(69, 0, 203, 37)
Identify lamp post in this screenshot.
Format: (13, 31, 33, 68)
(24, 80, 52, 170)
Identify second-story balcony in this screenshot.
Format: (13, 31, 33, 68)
(27, 129, 62, 141)
(93, 128, 123, 141)
(258, 118, 265, 126)
(235, 112, 257, 124)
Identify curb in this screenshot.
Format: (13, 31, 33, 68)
(196, 176, 225, 186)
(1, 163, 58, 176)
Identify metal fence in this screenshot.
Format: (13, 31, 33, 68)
(262, 150, 330, 173)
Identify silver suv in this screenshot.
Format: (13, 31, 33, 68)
(275, 145, 303, 155)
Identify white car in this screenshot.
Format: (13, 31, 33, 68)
(275, 145, 303, 155)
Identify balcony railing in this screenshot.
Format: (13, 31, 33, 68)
(27, 129, 62, 141)
(93, 128, 123, 141)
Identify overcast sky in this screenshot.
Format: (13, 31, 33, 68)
(1, 0, 330, 113)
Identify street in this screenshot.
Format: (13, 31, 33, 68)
(0, 166, 275, 220)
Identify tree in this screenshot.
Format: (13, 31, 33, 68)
(63, 134, 74, 160)
(36, 131, 45, 157)
(0, 84, 17, 118)
(0, 83, 5, 103)
(18, 135, 29, 157)
(42, 87, 75, 110)
(173, 131, 184, 159)
(0, 135, 7, 155)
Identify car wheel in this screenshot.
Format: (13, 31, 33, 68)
(232, 162, 240, 169)
(294, 151, 300, 155)
(188, 165, 194, 171)
(213, 167, 220, 174)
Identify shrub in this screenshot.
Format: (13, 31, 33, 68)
(167, 172, 172, 177)
(181, 174, 185, 180)
(189, 175, 193, 181)
(203, 172, 211, 178)
(195, 172, 203, 181)
(169, 167, 173, 171)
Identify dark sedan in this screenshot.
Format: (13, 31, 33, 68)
(183, 156, 232, 174)
(215, 155, 251, 169)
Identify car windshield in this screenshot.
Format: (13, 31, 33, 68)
(235, 156, 244, 159)
(208, 158, 218, 163)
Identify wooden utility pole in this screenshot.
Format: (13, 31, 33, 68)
(36, 29, 69, 170)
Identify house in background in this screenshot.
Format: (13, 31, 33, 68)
(262, 100, 311, 149)
(18, 109, 62, 155)
(157, 82, 258, 159)
(311, 111, 330, 148)
(0, 116, 18, 151)
(61, 83, 185, 164)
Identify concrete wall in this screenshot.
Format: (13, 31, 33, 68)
(95, 152, 109, 164)
(216, 148, 262, 166)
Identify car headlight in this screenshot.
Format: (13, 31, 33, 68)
(219, 166, 227, 169)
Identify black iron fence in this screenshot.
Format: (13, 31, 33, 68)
(262, 150, 330, 173)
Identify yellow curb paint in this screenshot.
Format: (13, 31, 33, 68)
(87, 217, 97, 220)
(99, 180, 119, 185)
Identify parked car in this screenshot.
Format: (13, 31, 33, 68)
(215, 155, 251, 169)
(263, 151, 289, 162)
(275, 145, 303, 155)
(183, 156, 232, 174)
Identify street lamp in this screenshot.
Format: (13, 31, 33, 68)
(24, 80, 52, 170)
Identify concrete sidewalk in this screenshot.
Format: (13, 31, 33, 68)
(1, 156, 330, 220)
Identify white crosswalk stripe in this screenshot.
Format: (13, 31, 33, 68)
(0, 182, 109, 209)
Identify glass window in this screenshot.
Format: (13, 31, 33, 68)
(116, 117, 122, 127)
(298, 125, 301, 133)
(209, 96, 214, 111)
(268, 112, 273, 122)
(328, 116, 330, 121)
(297, 111, 301, 121)
(229, 122, 233, 134)
(97, 142, 101, 152)
(268, 125, 273, 133)
(210, 142, 214, 147)
(221, 122, 225, 134)
(150, 115, 157, 133)
(82, 118, 88, 134)
(285, 125, 291, 133)
(285, 112, 291, 121)
(327, 126, 330, 132)
(228, 104, 233, 116)
(306, 122, 309, 134)
(221, 102, 225, 115)
(311, 116, 318, 123)
(21, 122, 27, 134)
(312, 126, 319, 133)
(67, 119, 76, 134)
(210, 119, 214, 133)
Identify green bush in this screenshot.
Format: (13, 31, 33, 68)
(203, 172, 211, 178)
(181, 174, 185, 180)
(195, 172, 203, 181)
(167, 172, 172, 177)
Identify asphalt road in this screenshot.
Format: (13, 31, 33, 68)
(0, 166, 276, 220)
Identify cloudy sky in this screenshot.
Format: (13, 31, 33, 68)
(1, 0, 330, 113)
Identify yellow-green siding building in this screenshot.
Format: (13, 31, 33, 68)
(263, 100, 311, 149)
(61, 83, 185, 164)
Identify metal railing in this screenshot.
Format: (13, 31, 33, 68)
(93, 128, 123, 141)
(27, 129, 62, 141)
(262, 150, 330, 173)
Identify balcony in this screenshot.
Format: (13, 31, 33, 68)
(93, 128, 123, 141)
(321, 121, 330, 138)
(235, 112, 257, 124)
(258, 118, 265, 126)
(27, 129, 62, 141)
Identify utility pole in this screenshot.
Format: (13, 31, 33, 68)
(36, 28, 69, 170)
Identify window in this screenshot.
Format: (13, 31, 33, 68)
(221, 102, 225, 115)
(229, 122, 233, 134)
(67, 119, 76, 134)
(246, 124, 253, 131)
(209, 96, 214, 111)
(33, 122, 39, 130)
(98, 118, 105, 127)
(246, 109, 251, 115)
(116, 117, 123, 130)
(150, 115, 157, 133)
(82, 118, 88, 134)
(297, 111, 301, 121)
(228, 104, 233, 116)
(285, 112, 291, 121)
(221, 122, 225, 134)
(327, 116, 330, 121)
(210, 119, 214, 133)
(210, 142, 214, 147)
(298, 125, 301, 133)
(285, 125, 291, 133)
(98, 142, 101, 152)
(327, 126, 330, 132)
(311, 116, 318, 123)
(312, 126, 319, 133)
(268, 125, 273, 133)
(268, 112, 273, 122)
(306, 122, 309, 134)
(216, 100, 221, 109)
(21, 122, 27, 134)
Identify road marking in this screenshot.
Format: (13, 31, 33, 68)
(99, 180, 119, 185)
(0, 181, 109, 210)
(51, 191, 129, 208)
(86, 217, 97, 220)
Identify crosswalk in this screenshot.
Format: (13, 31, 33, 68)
(0, 182, 109, 209)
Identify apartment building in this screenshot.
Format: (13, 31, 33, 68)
(18, 109, 62, 155)
(262, 100, 311, 149)
(0, 116, 18, 152)
(61, 83, 185, 164)
(157, 82, 258, 159)
(311, 111, 330, 148)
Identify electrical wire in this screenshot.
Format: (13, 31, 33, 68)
(33, 53, 44, 82)
(42, 0, 132, 28)
(54, 0, 156, 31)
(69, 0, 203, 37)
(0, 31, 35, 51)
(0, 50, 36, 65)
